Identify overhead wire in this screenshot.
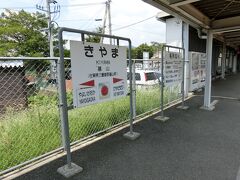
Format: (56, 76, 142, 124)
(82, 5, 105, 30)
(112, 15, 156, 31)
(112, 23, 163, 35)
(61, 2, 105, 7)
(112, 24, 162, 35)
(58, 19, 94, 22)
(0, 2, 105, 10)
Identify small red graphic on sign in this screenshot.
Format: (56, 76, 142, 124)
(113, 77, 123, 83)
(101, 85, 109, 96)
(80, 80, 95, 87)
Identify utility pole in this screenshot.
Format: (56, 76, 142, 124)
(36, 0, 60, 80)
(46, 0, 54, 58)
(100, 0, 112, 44)
(100, 2, 108, 43)
(46, 0, 55, 80)
(107, 0, 112, 44)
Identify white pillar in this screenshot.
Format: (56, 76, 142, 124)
(233, 54, 237, 74)
(143, 52, 149, 69)
(182, 22, 189, 96)
(229, 52, 233, 69)
(202, 31, 214, 110)
(221, 43, 226, 79)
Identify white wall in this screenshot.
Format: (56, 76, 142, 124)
(166, 18, 183, 48)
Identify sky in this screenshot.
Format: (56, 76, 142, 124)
(0, 0, 166, 47)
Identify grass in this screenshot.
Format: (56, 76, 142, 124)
(0, 107, 61, 171)
(0, 86, 180, 172)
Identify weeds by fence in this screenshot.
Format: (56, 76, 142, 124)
(0, 58, 181, 172)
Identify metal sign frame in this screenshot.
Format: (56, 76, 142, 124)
(57, 27, 140, 178)
(155, 45, 188, 122)
(70, 41, 128, 108)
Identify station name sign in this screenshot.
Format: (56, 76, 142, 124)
(70, 41, 127, 108)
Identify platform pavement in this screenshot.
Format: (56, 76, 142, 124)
(15, 74, 240, 180)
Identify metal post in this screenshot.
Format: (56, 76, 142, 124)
(155, 46, 169, 122)
(123, 41, 140, 140)
(182, 22, 189, 97)
(161, 47, 164, 117)
(201, 30, 215, 111)
(181, 50, 186, 106)
(116, 39, 119, 46)
(81, 34, 85, 42)
(177, 49, 189, 110)
(55, 59, 66, 150)
(132, 60, 136, 119)
(229, 51, 233, 69)
(233, 54, 237, 74)
(57, 46, 72, 168)
(221, 43, 226, 79)
(57, 29, 83, 178)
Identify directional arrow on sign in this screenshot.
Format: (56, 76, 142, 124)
(113, 77, 123, 83)
(80, 80, 95, 87)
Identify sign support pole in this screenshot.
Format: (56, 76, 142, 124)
(132, 60, 136, 119)
(177, 49, 189, 110)
(57, 28, 83, 178)
(155, 45, 170, 122)
(56, 27, 141, 178)
(123, 40, 141, 140)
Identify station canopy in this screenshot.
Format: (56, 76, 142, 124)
(143, 0, 240, 48)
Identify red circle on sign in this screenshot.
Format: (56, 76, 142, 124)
(101, 85, 108, 96)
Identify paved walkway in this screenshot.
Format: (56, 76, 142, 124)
(16, 74, 240, 180)
(211, 74, 240, 98)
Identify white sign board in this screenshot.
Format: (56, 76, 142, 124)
(70, 41, 127, 108)
(189, 52, 206, 91)
(164, 51, 183, 87)
(199, 53, 206, 88)
(190, 52, 200, 91)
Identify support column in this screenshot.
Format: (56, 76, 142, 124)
(182, 22, 189, 96)
(201, 31, 215, 111)
(229, 52, 233, 69)
(221, 43, 226, 79)
(233, 54, 237, 74)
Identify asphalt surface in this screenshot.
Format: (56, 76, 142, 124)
(211, 74, 240, 98)
(16, 74, 240, 180)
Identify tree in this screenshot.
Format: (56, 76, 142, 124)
(151, 41, 165, 58)
(0, 10, 49, 57)
(85, 27, 103, 43)
(132, 43, 154, 59)
(151, 41, 165, 51)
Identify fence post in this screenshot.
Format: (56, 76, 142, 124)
(57, 28, 83, 178)
(123, 40, 140, 140)
(177, 49, 189, 110)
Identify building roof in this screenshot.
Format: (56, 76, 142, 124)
(156, 11, 172, 22)
(0, 60, 23, 68)
(144, 0, 240, 48)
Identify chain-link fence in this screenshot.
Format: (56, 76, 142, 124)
(63, 59, 130, 143)
(0, 57, 62, 172)
(133, 59, 182, 117)
(0, 56, 183, 175)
